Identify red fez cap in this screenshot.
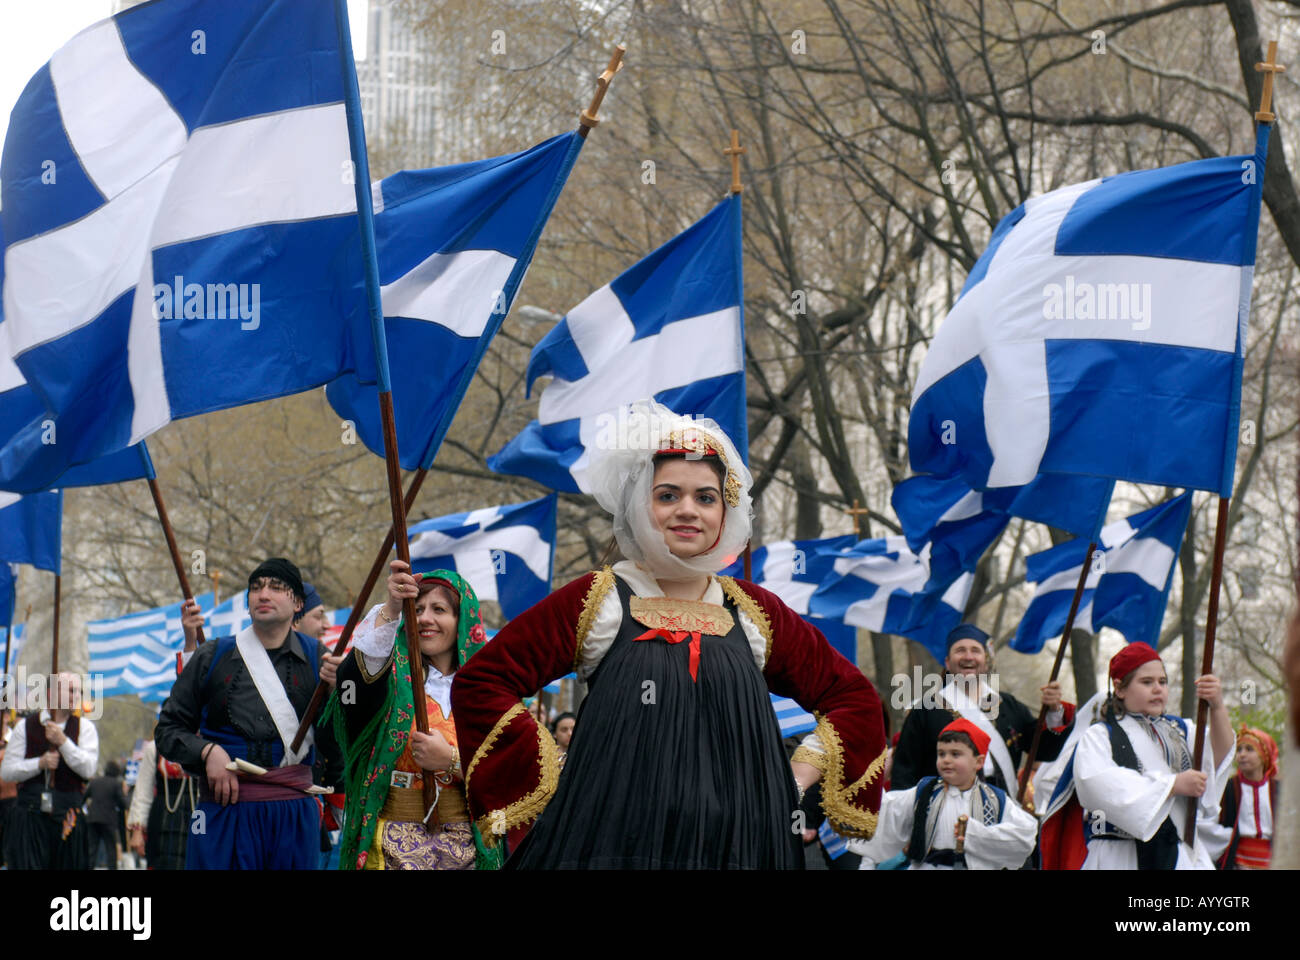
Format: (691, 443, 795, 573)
(940, 718, 990, 757)
(1109, 641, 1162, 684)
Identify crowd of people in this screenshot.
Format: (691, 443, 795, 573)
(0, 402, 1284, 871)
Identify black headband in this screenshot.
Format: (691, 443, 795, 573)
(248, 558, 305, 604)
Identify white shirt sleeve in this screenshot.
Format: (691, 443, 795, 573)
(179, 649, 196, 672)
(1074, 723, 1175, 841)
(964, 798, 1038, 870)
(127, 741, 157, 828)
(0, 719, 39, 783)
(61, 716, 98, 780)
(353, 603, 399, 675)
(853, 787, 915, 869)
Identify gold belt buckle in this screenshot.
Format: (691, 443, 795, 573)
(390, 771, 414, 789)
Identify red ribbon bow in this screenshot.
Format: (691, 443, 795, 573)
(634, 628, 702, 682)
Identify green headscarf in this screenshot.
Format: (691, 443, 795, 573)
(325, 569, 502, 870)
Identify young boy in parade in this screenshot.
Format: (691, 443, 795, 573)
(1216, 725, 1280, 869)
(852, 718, 1037, 870)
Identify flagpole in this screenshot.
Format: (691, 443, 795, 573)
(723, 128, 754, 580)
(144, 465, 205, 645)
(51, 573, 60, 676)
(333, 0, 439, 816)
(578, 45, 625, 140)
(290, 465, 428, 753)
(1183, 42, 1282, 843)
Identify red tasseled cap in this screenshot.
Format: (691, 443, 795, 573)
(1109, 641, 1162, 684)
(940, 718, 990, 758)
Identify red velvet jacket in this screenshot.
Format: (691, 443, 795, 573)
(452, 569, 888, 848)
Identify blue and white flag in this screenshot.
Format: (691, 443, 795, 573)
(490, 195, 746, 491)
(1, 1, 379, 485)
(88, 592, 215, 702)
(818, 818, 851, 860)
(1011, 493, 1193, 653)
(910, 129, 1269, 497)
(0, 219, 157, 492)
(1, 624, 26, 668)
(205, 592, 252, 640)
(771, 694, 817, 738)
(327, 132, 584, 470)
(719, 537, 859, 662)
(809, 536, 973, 660)
(408, 494, 556, 620)
(0, 490, 61, 573)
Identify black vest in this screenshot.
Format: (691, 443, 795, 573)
(18, 714, 87, 811)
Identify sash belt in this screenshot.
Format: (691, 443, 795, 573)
(199, 764, 313, 803)
(380, 783, 470, 824)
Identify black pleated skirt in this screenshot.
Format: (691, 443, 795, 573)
(509, 579, 803, 869)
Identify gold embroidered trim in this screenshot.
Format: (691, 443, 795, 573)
(465, 702, 524, 789)
(352, 644, 392, 685)
(811, 715, 881, 839)
(658, 427, 742, 507)
(791, 744, 828, 773)
(629, 596, 734, 636)
(718, 576, 772, 663)
(573, 567, 615, 672)
(474, 721, 560, 847)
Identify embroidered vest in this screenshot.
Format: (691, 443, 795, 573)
(20, 713, 86, 795)
(907, 775, 1004, 864)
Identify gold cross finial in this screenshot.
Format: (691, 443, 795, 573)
(1256, 40, 1285, 124)
(725, 129, 745, 194)
(845, 499, 870, 537)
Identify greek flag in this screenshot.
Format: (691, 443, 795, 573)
(719, 537, 859, 662)
(0, 490, 61, 572)
(489, 195, 746, 491)
(809, 537, 973, 660)
(205, 592, 251, 639)
(88, 592, 215, 702)
(910, 127, 1269, 497)
(409, 494, 556, 620)
(771, 695, 817, 737)
(1, 624, 26, 668)
(1, 1, 379, 486)
(0, 563, 13, 628)
(0, 219, 158, 492)
(818, 819, 851, 860)
(327, 132, 584, 470)
(320, 607, 354, 649)
(1011, 493, 1193, 653)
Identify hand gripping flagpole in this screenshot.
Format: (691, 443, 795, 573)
(332, 0, 436, 819)
(1183, 41, 1281, 845)
(1016, 481, 1114, 808)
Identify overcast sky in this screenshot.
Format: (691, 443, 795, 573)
(0, 0, 369, 164)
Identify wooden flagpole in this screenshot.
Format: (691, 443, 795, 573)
(146, 476, 204, 647)
(290, 466, 428, 753)
(1181, 41, 1283, 842)
(725, 128, 754, 580)
(51, 573, 60, 676)
(333, 0, 437, 817)
(1016, 541, 1097, 806)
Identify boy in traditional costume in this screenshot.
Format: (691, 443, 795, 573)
(452, 400, 887, 868)
(853, 718, 1038, 869)
(0, 673, 97, 869)
(1038, 642, 1233, 869)
(321, 565, 500, 870)
(1217, 725, 1280, 869)
(155, 558, 342, 869)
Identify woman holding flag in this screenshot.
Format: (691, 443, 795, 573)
(451, 400, 887, 868)
(322, 565, 501, 870)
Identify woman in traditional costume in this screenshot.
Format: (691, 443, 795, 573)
(452, 400, 887, 869)
(1066, 642, 1234, 869)
(325, 567, 501, 870)
(1217, 725, 1280, 869)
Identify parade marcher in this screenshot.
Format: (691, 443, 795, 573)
(453, 400, 887, 868)
(295, 583, 329, 640)
(891, 624, 1074, 794)
(0, 673, 98, 869)
(852, 718, 1038, 870)
(85, 760, 126, 869)
(1216, 725, 1280, 869)
(0, 713, 17, 863)
(323, 564, 500, 870)
(155, 558, 343, 869)
(126, 738, 197, 870)
(1042, 642, 1234, 870)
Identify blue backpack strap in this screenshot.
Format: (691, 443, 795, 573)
(202, 636, 239, 688)
(297, 631, 320, 677)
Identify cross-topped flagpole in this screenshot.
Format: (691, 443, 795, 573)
(725, 129, 745, 195)
(1182, 39, 1281, 845)
(845, 500, 870, 538)
(724, 129, 755, 580)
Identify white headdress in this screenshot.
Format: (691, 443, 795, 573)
(585, 400, 752, 580)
